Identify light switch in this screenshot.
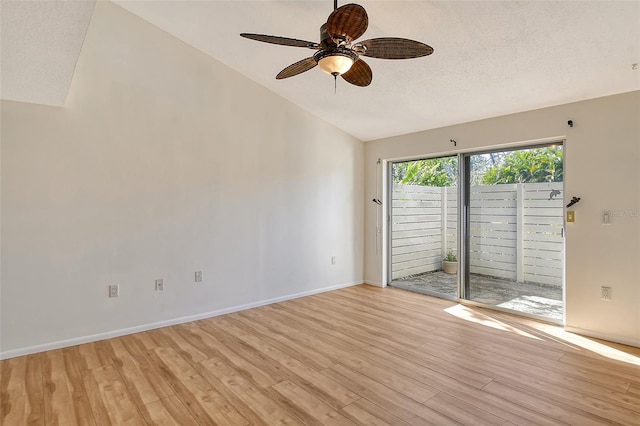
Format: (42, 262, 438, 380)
(567, 211, 575, 222)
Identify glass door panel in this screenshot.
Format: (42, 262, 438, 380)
(463, 145, 564, 320)
(389, 156, 458, 299)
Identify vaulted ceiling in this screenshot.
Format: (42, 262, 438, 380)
(2, 1, 639, 141)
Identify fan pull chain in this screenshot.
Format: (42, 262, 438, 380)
(334, 75, 337, 93)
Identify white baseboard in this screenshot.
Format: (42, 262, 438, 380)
(363, 280, 384, 287)
(0, 281, 361, 360)
(564, 326, 640, 349)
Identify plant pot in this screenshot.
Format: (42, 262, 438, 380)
(442, 260, 458, 274)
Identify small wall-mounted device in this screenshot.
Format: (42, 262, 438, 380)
(450, 139, 457, 146)
(566, 196, 581, 208)
(603, 210, 610, 224)
(567, 120, 573, 128)
(567, 211, 575, 222)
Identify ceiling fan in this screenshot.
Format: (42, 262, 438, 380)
(240, 1, 433, 87)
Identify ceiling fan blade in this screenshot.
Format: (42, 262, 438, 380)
(341, 58, 372, 87)
(358, 38, 434, 59)
(276, 57, 318, 79)
(326, 4, 368, 42)
(240, 33, 319, 49)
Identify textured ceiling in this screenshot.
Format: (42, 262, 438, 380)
(0, 0, 95, 106)
(2, 1, 639, 141)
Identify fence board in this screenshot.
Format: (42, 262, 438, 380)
(392, 242, 441, 255)
(393, 214, 441, 223)
(393, 222, 442, 232)
(391, 182, 563, 285)
(393, 200, 441, 208)
(392, 236, 440, 248)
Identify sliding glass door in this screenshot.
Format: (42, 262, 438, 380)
(387, 144, 565, 322)
(389, 156, 458, 299)
(462, 145, 564, 321)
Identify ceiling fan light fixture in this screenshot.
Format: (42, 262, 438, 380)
(242, 2, 433, 88)
(314, 48, 358, 76)
(319, 55, 353, 75)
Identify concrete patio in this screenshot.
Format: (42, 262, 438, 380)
(391, 271, 563, 321)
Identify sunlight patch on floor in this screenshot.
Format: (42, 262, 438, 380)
(445, 304, 640, 366)
(528, 322, 640, 366)
(444, 304, 542, 339)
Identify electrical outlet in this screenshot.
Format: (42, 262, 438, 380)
(109, 284, 119, 298)
(155, 279, 164, 291)
(331, 256, 336, 265)
(195, 271, 203, 283)
(601, 286, 612, 301)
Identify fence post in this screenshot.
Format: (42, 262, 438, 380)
(516, 183, 524, 282)
(441, 187, 447, 259)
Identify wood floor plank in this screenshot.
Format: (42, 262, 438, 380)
(139, 395, 198, 426)
(447, 344, 640, 422)
(82, 364, 146, 425)
(200, 357, 302, 425)
(341, 398, 412, 426)
(323, 364, 461, 425)
(232, 308, 336, 369)
(43, 349, 96, 426)
(246, 305, 439, 403)
(157, 326, 209, 364)
(470, 340, 634, 392)
(278, 296, 499, 391)
(558, 351, 640, 383)
(191, 321, 283, 388)
(422, 391, 510, 425)
(365, 339, 494, 390)
(148, 346, 249, 425)
(236, 332, 360, 409)
(3, 285, 640, 426)
(483, 380, 622, 426)
(269, 380, 357, 426)
(356, 346, 562, 425)
(72, 342, 113, 373)
(1, 354, 44, 425)
(108, 337, 174, 407)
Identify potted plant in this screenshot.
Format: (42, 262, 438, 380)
(442, 251, 458, 274)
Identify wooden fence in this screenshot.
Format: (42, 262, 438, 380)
(391, 182, 564, 286)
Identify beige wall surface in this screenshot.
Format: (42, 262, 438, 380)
(1, 2, 364, 357)
(364, 91, 640, 347)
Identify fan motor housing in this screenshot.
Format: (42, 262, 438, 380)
(319, 24, 335, 47)
(314, 47, 359, 64)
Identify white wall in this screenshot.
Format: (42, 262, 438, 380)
(364, 91, 640, 347)
(0, 2, 364, 358)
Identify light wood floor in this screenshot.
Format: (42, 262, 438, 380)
(2, 285, 640, 425)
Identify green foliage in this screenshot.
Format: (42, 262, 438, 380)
(444, 251, 457, 262)
(393, 157, 457, 187)
(392, 147, 563, 188)
(481, 147, 563, 185)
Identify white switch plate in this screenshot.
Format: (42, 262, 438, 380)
(601, 286, 612, 301)
(195, 271, 203, 283)
(155, 279, 164, 291)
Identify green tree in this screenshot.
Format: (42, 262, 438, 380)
(393, 157, 457, 187)
(481, 147, 563, 185)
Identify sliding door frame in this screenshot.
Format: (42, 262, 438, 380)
(386, 155, 461, 299)
(385, 139, 565, 324)
(458, 141, 566, 324)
